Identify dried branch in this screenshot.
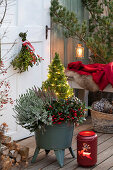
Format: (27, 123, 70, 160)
(0, 0, 7, 25)
(2, 39, 18, 60)
(0, 0, 4, 6)
(1, 22, 11, 40)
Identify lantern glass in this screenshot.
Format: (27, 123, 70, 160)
(79, 131, 96, 137)
(76, 44, 84, 58)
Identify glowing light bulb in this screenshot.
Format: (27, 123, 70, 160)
(48, 74, 50, 78)
(76, 44, 84, 58)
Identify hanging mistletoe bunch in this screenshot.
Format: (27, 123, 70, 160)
(11, 32, 44, 73)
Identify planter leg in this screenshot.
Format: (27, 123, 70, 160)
(45, 150, 50, 155)
(31, 147, 40, 163)
(69, 147, 75, 158)
(54, 149, 65, 168)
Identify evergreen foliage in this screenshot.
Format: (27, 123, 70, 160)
(14, 54, 87, 132)
(11, 32, 42, 73)
(46, 96, 86, 125)
(14, 88, 53, 132)
(14, 87, 86, 132)
(42, 52, 73, 99)
(50, 0, 113, 64)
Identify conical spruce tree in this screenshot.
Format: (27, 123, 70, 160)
(42, 53, 73, 99)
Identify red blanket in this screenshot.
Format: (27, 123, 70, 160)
(67, 61, 113, 90)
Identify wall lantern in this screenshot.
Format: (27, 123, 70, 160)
(76, 44, 84, 58)
(77, 131, 97, 167)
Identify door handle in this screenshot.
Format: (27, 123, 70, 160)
(46, 25, 52, 40)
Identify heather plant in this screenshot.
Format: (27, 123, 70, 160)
(14, 88, 53, 132)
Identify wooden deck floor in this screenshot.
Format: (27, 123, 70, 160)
(18, 117, 113, 170)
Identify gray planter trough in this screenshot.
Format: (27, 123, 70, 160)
(31, 123, 75, 167)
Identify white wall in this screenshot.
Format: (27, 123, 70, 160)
(0, 0, 51, 140)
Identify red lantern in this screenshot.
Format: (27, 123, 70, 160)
(77, 131, 97, 167)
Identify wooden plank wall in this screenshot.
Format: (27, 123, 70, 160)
(50, 0, 89, 67)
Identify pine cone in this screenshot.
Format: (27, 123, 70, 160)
(92, 98, 113, 114)
(104, 100, 113, 114)
(92, 99, 105, 112)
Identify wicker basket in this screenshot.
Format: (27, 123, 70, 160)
(91, 109, 113, 133)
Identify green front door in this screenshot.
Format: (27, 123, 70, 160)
(50, 0, 89, 67)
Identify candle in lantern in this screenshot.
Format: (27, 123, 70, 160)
(76, 44, 84, 58)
